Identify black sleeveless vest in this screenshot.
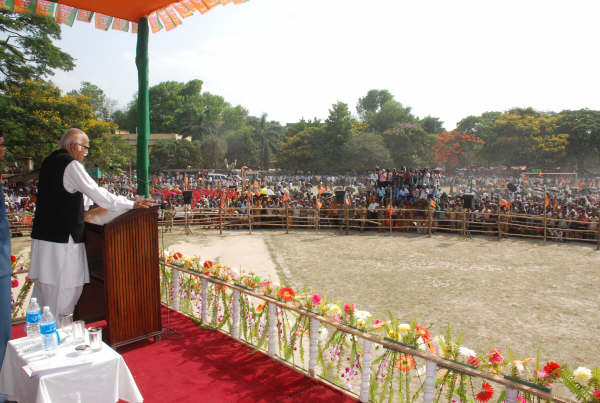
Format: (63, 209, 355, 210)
(31, 149, 84, 243)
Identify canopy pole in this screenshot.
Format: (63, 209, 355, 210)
(135, 17, 150, 197)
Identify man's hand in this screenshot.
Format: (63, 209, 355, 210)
(133, 198, 154, 209)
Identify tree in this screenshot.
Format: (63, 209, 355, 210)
(225, 130, 258, 168)
(491, 108, 567, 166)
(367, 100, 416, 134)
(249, 113, 282, 169)
(149, 139, 203, 172)
(382, 122, 432, 167)
(556, 109, 600, 172)
(200, 135, 227, 169)
(420, 116, 445, 134)
(432, 130, 485, 170)
(0, 10, 74, 82)
(456, 112, 501, 164)
(278, 126, 322, 171)
(68, 81, 115, 121)
(341, 132, 392, 171)
(356, 89, 394, 121)
(0, 79, 129, 170)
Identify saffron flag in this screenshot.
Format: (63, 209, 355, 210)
(387, 205, 394, 215)
(345, 198, 351, 206)
(430, 199, 437, 208)
(94, 13, 113, 31)
(282, 193, 290, 202)
(157, 9, 176, 31)
(544, 196, 550, 208)
(112, 18, 129, 32)
(184, 175, 188, 186)
(319, 184, 326, 194)
(316, 200, 323, 210)
(500, 199, 511, 209)
(165, 5, 183, 26)
(35, 0, 55, 17)
(189, 0, 208, 13)
(173, 2, 194, 18)
(0, 0, 14, 11)
(220, 196, 225, 209)
(13, 0, 34, 14)
(202, 0, 220, 9)
(148, 12, 163, 33)
(77, 9, 93, 22)
(55, 4, 77, 26)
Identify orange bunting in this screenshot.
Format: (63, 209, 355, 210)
(172, 2, 194, 18)
(202, 0, 220, 8)
(156, 8, 176, 31)
(147, 11, 163, 32)
(188, 0, 209, 13)
(165, 5, 183, 25)
(35, 0, 55, 17)
(76, 9, 93, 22)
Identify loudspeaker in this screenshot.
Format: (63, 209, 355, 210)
(463, 194, 474, 210)
(183, 190, 193, 204)
(335, 190, 345, 204)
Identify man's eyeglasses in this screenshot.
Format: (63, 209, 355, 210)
(77, 143, 90, 150)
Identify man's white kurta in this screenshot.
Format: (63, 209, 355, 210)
(29, 160, 134, 314)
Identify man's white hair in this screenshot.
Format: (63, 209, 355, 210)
(59, 128, 86, 150)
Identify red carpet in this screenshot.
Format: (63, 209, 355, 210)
(118, 307, 357, 402)
(12, 309, 357, 402)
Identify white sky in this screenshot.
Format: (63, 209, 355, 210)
(50, 0, 600, 129)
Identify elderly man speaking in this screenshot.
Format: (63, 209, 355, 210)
(29, 128, 152, 317)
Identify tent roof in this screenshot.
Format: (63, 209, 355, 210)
(58, 0, 183, 21)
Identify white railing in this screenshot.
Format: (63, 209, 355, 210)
(162, 262, 571, 403)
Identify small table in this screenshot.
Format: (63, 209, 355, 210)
(0, 334, 143, 403)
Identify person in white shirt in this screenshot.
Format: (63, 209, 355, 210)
(29, 128, 152, 317)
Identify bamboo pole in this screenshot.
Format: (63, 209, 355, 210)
(285, 205, 289, 234)
(544, 186, 547, 243)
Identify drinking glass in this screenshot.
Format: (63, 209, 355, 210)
(58, 313, 73, 334)
(72, 320, 86, 344)
(88, 327, 103, 351)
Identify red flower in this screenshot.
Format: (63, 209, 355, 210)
(11, 279, 18, 288)
(475, 382, 494, 402)
(10, 255, 16, 262)
(591, 390, 600, 403)
(395, 354, 415, 373)
(173, 252, 182, 259)
(543, 361, 561, 379)
(279, 287, 295, 301)
(467, 355, 481, 367)
(416, 325, 431, 341)
(203, 260, 213, 268)
(488, 348, 503, 363)
(344, 303, 355, 315)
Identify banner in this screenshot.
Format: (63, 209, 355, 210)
(188, 0, 208, 14)
(35, 0, 54, 16)
(147, 12, 163, 33)
(164, 5, 182, 26)
(172, 2, 193, 18)
(76, 9, 93, 22)
(13, 0, 35, 14)
(94, 13, 113, 30)
(0, 0, 14, 11)
(156, 8, 176, 31)
(55, 4, 76, 26)
(112, 18, 129, 32)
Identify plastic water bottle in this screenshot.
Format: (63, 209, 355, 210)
(40, 306, 59, 356)
(25, 297, 41, 337)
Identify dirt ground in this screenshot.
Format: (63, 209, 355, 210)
(160, 228, 600, 370)
(12, 229, 600, 370)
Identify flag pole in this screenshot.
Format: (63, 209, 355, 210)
(135, 17, 150, 198)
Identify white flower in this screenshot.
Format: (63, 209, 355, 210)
(458, 346, 476, 358)
(229, 267, 241, 281)
(354, 310, 372, 321)
(512, 360, 524, 374)
(325, 304, 341, 316)
(398, 323, 410, 334)
(415, 366, 426, 377)
(318, 327, 328, 341)
(574, 367, 592, 383)
(417, 338, 426, 351)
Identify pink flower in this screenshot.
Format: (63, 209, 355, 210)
(344, 303, 355, 315)
(537, 370, 548, 379)
(488, 348, 503, 363)
(311, 293, 322, 306)
(517, 395, 526, 403)
(11, 279, 18, 288)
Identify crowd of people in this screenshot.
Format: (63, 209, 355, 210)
(4, 166, 600, 239)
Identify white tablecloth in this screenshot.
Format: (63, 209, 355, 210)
(0, 334, 143, 403)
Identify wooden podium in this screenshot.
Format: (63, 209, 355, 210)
(75, 206, 162, 348)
